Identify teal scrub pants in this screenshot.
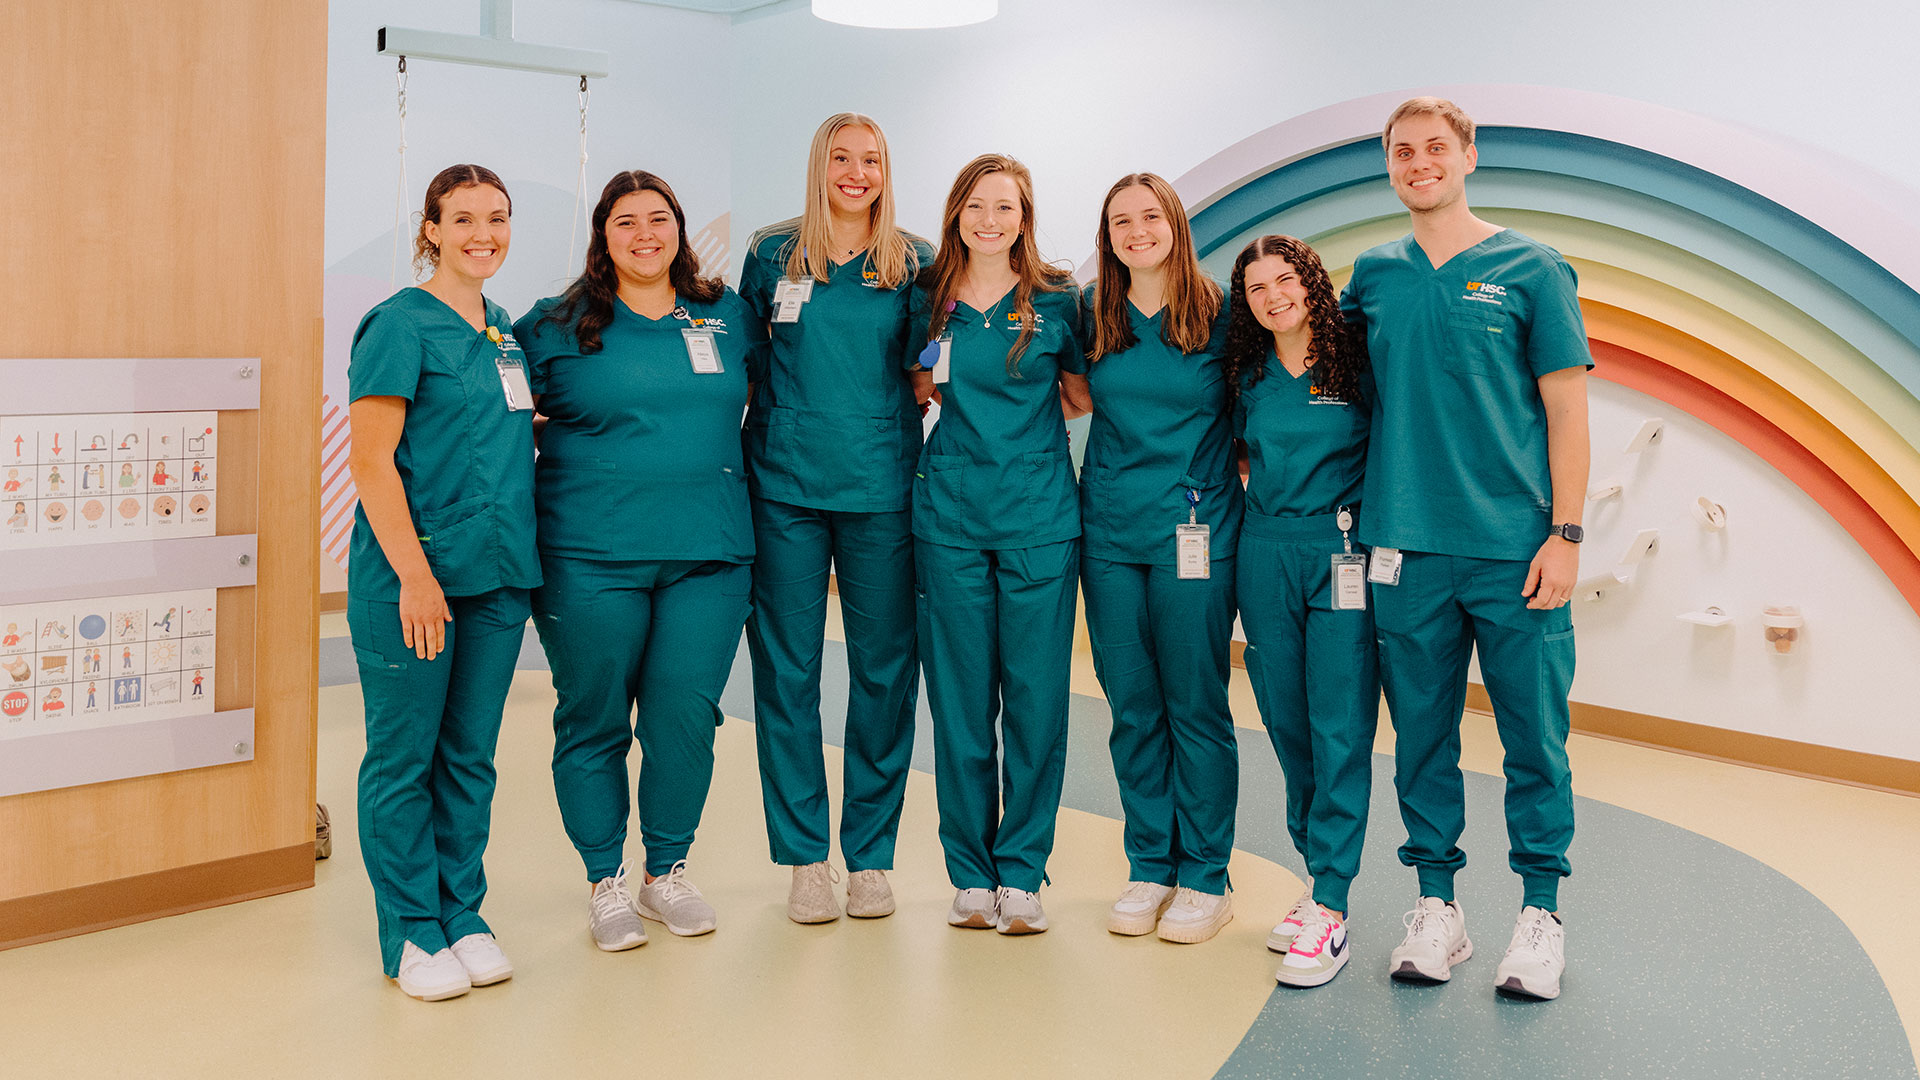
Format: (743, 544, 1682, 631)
(1080, 554, 1238, 894)
(916, 538, 1078, 893)
(1372, 550, 1575, 911)
(745, 498, 918, 871)
(350, 586, 530, 977)
(532, 556, 752, 880)
(1237, 511, 1379, 913)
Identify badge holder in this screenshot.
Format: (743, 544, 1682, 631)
(1176, 488, 1210, 580)
(1331, 505, 1366, 610)
(682, 327, 723, 374)
(491, 329, 533, 411)
(772, 277, 814, 324)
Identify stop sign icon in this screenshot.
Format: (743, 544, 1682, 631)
(1, 690, 28, 718)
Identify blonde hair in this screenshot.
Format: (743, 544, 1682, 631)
(922, 153, 1074, 376)
(770, 113, 920, 290)
(1088, 173, 1221, 362)
(1382, 96, 1476, 153)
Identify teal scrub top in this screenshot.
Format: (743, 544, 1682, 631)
(908, 282, 1085, 550)
(1233, 350, 1370, 519)
(1340, 229, 1592, 561)
(739, 227, 934, 513)
(1080, 293, 1242, 564)
(346, 287, 540, 601)
(514, 289, 760, 563)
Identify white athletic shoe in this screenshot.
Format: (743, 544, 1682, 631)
(1494, 906, 1565, 1000)
(948, 887, 997, 929)
(1388, 896, 1473, 982)
(1266, 892, 1318, 954)
(448, 933, 513, 986)
(1275, 905, 1349, 987)
(846, 869, 896, 918)
(1107, 881, 1175, 936)
(994, 887, 1048, 935)
(634, 860, 717, 937)
(1155, 887, 1233, 944)
(788, 861, 842, 924)
(588, 862, 648, 951)
(394, 941, 471, 1001)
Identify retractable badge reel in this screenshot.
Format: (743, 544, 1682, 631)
(490, 327, 533, 411)
(1176, 488, 1210, 580)
(1331, 505, 1366, 610)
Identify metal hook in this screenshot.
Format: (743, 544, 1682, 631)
(398, 55, 407, 74)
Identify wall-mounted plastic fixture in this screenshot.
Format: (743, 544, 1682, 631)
(1620, 529, 1659, 564)
(1762, 605, 1803, 654)
(1678, 606, 1732, 628)
(1587, 479, 1623, 502)
(1623, 418, 1665, 454)
(1692, 497, 1728, 531)
(1575, 570, 1630, 603)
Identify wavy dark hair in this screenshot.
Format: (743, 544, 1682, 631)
(543, 170, 723, 353)
(1222, 235, 1366, 404)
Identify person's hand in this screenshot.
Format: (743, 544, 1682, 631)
(1521, 537, 1580, 610)
(398, 574, 454, 659)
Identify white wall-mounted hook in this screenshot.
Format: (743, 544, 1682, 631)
(1620, 529, 1659, 564)
(1692, 496, 1727, 531)
(1678, 606, 1732, 628)
(1623, 418, 1664, 454)
(1587, 479, 1623, 502)
(1575, 569, 1630, 603)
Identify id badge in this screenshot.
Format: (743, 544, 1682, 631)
(932, 334, 952, 384)
(1332, 553, 1368, 610)
(772, 279, 812, 324)
(1368, 546, 1403, 586)
(1176, 523, 1211, 580)
(683, 328, 723, 374)
(496, 356, 534, 411)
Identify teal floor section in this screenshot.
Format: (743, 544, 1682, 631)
(319, 629, 1918, 1079)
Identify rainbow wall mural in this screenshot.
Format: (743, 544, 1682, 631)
(1178, 86, 1920, 619)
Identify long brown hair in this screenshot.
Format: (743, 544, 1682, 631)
(759, 113, 922, 290)
(542, 170, 723, 353)
(412, 164, 511, 276)
(1087, 173, 1220, 362)
(1222, 235, 1366, 404)
(920, 154, 1073, 376)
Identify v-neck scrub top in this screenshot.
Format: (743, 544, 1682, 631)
(1080, 299, 1241, 564)
(1234, 352, 1370, 519)
(346, 288, 540, 601)
(513, 291, 759, 563)
(739, 230, 935, 512)
(1340, 230, 1592, 561)
(908, 283, 1086, 550)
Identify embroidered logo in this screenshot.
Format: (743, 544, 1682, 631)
(1461, 281, 1508, 306)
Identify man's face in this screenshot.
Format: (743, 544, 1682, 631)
(1386, 112, 1477, 215)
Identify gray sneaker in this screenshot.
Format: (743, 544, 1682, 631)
(634, 859, 718, 937)
(846, 869, 896, 918)
(588, 861, 648, 952)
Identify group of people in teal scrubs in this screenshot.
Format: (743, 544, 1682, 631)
(346, 95, 1588, 1004)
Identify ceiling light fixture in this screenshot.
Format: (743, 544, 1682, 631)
(811, 0, 997, 30)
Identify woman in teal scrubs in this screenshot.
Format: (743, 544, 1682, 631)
(347, 164, 538, 1002)
(908, 153, 1084, 936)
(514, 171, 759, 950)
(739, 113, 931, 924)
(1225, 235, 1378, 988)
(1077, 173, 1242, 944)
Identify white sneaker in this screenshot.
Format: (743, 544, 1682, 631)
(1107, 881, 1175, 936)
(1156, 887, 1233, 944)
(1266, 892, 1317, 954)
(1275, 905, 1349, 987)
(394, 941, 471, 1001)
(1388, 896, 1473, 982)
(588, 861, 648, 951)
(948, 887, 997, 929)
(634, 860, 717, 937)
(1494, 906, 1565, 1000)
(448, 933, 513, 986)
(788, 862, 842, 924)
(846, 869, 896, 918)
(994, 887, 1048, 935)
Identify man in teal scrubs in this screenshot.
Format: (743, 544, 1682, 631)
(738, 226, 933, 920)
(1340, 97, 1591, 1000)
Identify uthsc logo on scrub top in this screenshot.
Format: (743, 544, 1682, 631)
(1462, 281, 1508, 306)
(1004, 311, 1046, 331)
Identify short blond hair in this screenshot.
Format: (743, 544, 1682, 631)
(1382, 97, 1475, 153)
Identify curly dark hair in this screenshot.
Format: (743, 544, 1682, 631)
(1222, 234, 1366, 405)
(542, 170, 723, 353)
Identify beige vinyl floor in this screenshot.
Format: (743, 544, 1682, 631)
(0, 605, 1915, 1078)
